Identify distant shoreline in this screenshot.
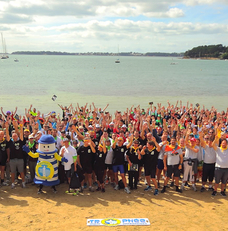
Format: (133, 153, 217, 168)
(10, 51, 184, 57)
(183, 57, 220, 60)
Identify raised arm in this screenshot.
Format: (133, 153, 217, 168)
(126, 134, 133, 149)
(198, 131, 206, 148)
(152, 136, 161, 152)
(5, 122, 10, 142)
(212, 135, 219, 151)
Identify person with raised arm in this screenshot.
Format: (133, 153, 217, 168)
(112, 134, 133, 194)
(141, 137, 161, 195)
(161, 136, 183, 193)
(211, 134, 228, 196)
(181, 129, 199, 192)
(5, 121, 26, 189)
(198, 131, 216, 192)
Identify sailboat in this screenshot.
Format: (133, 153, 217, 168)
(115, 45, 120, 63)
(1, 33, 8, 59)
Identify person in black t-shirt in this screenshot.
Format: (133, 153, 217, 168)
(77, 137, 96, 192)
(126, 140, 142, 190)
(94, 137, 107, 192)
(141, 138, 160, 195)
(5, 121, 26, 189)
(0, 131, 10, 186)
(27, 134, 38, 184)
(112, 135, 133, 194)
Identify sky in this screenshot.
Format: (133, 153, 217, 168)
(0, 0, 228, 53)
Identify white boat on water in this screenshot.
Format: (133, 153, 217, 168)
(1, 33, 9, 59)
(14, 58, 19, 62)
(115, 45, 120, 63)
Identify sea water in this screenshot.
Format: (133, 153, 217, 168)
(0, 55, 227, 115)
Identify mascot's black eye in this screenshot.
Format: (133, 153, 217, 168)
(43, 146, 45, 148)
(47, 146, 49, 148)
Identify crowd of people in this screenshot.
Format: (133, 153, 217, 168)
(0, 101, 228, 197)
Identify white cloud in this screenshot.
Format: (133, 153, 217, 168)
(0, 0, 227, 52)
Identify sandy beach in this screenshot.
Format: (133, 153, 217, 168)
(1, 178, 227, 231)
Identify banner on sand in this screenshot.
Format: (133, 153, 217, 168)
(87, 218, 150, 227)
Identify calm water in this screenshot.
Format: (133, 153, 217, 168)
(0, 55, 228, 115)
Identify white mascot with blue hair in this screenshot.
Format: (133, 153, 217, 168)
(23, 134, 68, 193)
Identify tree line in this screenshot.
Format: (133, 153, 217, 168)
(184, 44, 228, 59)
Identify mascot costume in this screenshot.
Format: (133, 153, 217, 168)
(23, 135, 68, 193)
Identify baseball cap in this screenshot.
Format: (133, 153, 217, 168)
(28, 134, 34, 139)
(190, 137, 196, 142)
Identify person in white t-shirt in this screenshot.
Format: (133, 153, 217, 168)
(181, 130, 199, 192)
(60, 136, 77, 194)
(198, 132, 216, 192)
(212, 135, 228, 197)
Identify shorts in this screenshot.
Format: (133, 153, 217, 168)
(105, 164, 113, 170)
(214, 167, 228, 184)
(112, 165, 125, 174)
(95, 168, 105, 184)
(0, 154, 7, 166)
(144, 166, 156, 178)
(9, 158, 24, 174)
(157, 159, 164, 170)
(202, 163, 215, 183)
(82, 165, 93, 174)
(166, 164, 180, 178)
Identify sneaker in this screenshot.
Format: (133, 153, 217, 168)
(158, 182, 161, 188)
(220, 191, 226, 197)
(73, 191, 79, 196)
(170, 182, 174, 187)
(101, 188, 105, 193)
(89, 186, 94, 192)
(200, 187, 206, 192)
(83, 183, 87, 189)
(154, 189, 159, 196)
(161, 186, 166, 193)
(124, 187, 131, 194)
(37, 189, 43, 194)
(185, 182, 190, 187)
(105, 179, 109, 185)
(114, 184, 119, 190)
(96, 187, 101, 191)
(208, 187, 214, 191)
(93, 182, 98, 187)
(11, 183, 15, 189)
(65, 189, 74, 194)
(192, 185, 197, 192)
(2, 182, 9, 186)
(144, 185, 152, 191)
(176, 187, 182, 193)
(53, 188, 57, 193)
(79, 187, 83, 193)
(211, 190, 217, 196)
(180, 184, 184, 191)
(22, 182, 26, 188)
